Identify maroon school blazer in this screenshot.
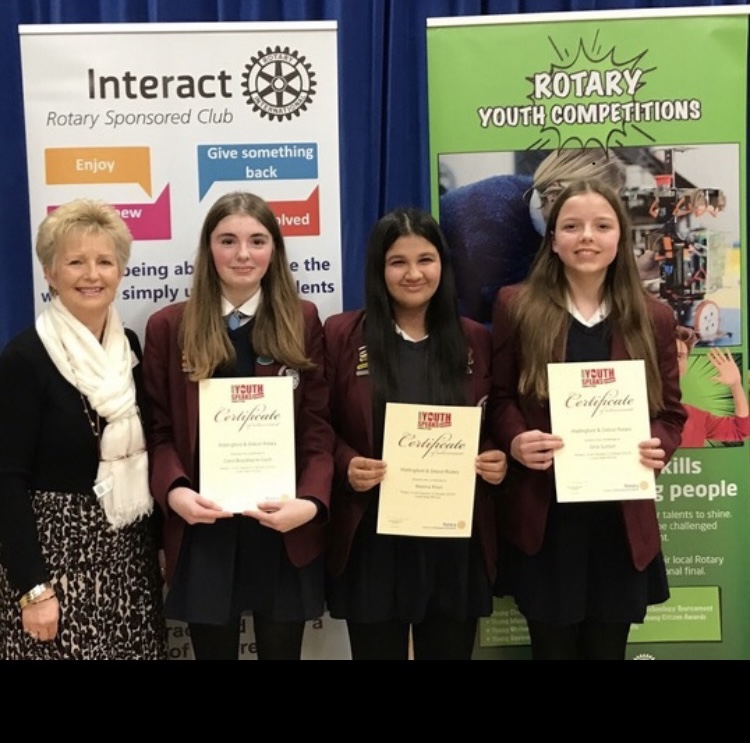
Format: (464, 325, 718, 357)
(323, 309, 500, 583)
(142, 299, 333, 584)
(488, 284, 686, 571)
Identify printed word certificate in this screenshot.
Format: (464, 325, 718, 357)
(199, 376, 296, 512)
(377, 402, 481, 537)
(548, 359, 655, 502)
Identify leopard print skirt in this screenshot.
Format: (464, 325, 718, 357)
(0, 490, 168, 660)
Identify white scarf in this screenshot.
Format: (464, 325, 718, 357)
(36, 298, 152, 528)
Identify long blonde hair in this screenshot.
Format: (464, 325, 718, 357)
(510, 179, 664, 414)
(180, 191, 311, 381)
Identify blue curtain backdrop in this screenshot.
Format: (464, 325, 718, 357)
(0, 0, 743, 346)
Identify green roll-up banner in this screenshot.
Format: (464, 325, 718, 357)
(428, 7, 750, 660)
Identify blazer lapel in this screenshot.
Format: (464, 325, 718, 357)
(186, 377, 199, 459)
(351, 323, 374, 455)
(357, 372, 374, 454)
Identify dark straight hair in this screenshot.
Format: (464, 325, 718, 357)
(364, 206, 469, 411)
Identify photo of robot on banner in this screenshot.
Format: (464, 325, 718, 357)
(439, 143, 742, 349)
(627, 147, 732, 345)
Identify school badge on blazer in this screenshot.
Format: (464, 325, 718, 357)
(356, 345, 368, 376)
(278, 365, 301, 389)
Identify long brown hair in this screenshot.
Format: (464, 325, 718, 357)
(180, 191, 311, 381)
(509, 179, 664, 413)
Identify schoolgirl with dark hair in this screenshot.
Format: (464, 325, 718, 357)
(324, 207, 506, 660)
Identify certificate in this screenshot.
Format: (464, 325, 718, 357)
(547, 359, 655, 502)
(198, 376, 296, 512)
(376, 402, 481, 537)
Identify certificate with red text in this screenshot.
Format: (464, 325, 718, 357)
(377, 402, 481, 537)
(548, 359, 655, 503)
(199, 376, 296, 512)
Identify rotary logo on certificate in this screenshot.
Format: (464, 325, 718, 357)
(547, 359, 656, 503)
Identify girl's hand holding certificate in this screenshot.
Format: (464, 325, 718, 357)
(347, 455, 387, 492)
(510, 430, 564, 471)
(638, 437, 666, 471)
(475, 449, 508, 485)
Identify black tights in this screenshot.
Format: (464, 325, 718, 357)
(189, 614, 305, 660)
(346, 614, 478, 660)
(526, 618, 631, 660)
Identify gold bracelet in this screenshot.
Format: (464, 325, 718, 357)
(18, 583, 53, 610)
(29, 593, 57, 606)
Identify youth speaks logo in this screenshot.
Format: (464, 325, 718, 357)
(231, 383, 265, 402)
(417, 411, 452, 430)
(242, 46, 317, 121)
(581, 367, 616, 387)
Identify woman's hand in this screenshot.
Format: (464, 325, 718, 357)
(347, 456, 387, 492)
(244, 498, 318, 533)
(510, 430, 564, 470)
(639, 437, 666, 470)
(167, 486, 233, 524)
(22, 591, 59, 643)
(475, 449, 508, 485)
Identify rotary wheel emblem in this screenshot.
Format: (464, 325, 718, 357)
(242, 46, 317, 121)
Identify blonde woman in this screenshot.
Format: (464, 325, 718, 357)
(0, 198, 167, 659)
